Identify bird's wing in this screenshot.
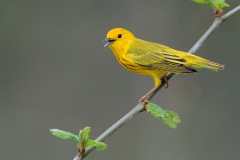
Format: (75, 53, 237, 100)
(126, 39, 196, 73)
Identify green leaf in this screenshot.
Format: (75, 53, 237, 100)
(85, 140, 107, 151)
(192, 0, 211, 5)
(95, 141, 107, 151)
(163, 110, 181, 129)
(85, 139, 96, 148)
(50, 129, 79, 141)
(216, 1, 229, 9)
(192, 0, 229, 11)
(79, 127, 91, 141)
(146, 102, 166, 118)
(146, 102, 181, 129)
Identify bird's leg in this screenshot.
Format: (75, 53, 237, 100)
(161, 74, 169, 88)
(138, 86, 157, 103)
(138, 74, 168, 103)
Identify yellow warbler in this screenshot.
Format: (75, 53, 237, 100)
(104, 28, 224, 102)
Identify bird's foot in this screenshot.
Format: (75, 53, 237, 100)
(138, 99, 149, 111)
(143, 99, 149, 110)
(161, 74, 169, 88)
(138, 95, 147, 104)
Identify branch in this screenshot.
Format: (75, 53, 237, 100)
(73, 5, 240, 160)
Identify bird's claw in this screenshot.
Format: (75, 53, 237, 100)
(161, 74, 169, 88)
(138, 98, 149, 111)
(143, 99, 149, 110)
(138, 96, 147, 104)
(163, 82, 168, 88)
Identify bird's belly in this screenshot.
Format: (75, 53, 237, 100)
(134, 69, 167, 77)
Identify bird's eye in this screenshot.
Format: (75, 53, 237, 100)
(118, 34, 122, 38)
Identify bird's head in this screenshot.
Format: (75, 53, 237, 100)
(104, 28, 135, 50)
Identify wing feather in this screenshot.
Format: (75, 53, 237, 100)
(126, 38, 195, 73)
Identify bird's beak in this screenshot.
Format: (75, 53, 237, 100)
(103, 38, 115, 47)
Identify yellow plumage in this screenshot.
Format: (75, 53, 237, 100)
(104, 28, 224, 101)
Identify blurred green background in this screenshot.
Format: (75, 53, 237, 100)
(1, 1, 240, 160)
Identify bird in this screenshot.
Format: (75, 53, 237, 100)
(104, 28, 224, 102)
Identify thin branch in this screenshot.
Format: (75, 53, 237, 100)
(84, 103, 144, 157)
(73, 156, 83, 160)
(73, 5, 240, 160)
(222, 5, 240, 21)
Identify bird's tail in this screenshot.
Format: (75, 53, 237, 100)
(190, 56, 224, 72)
(184, 54, 224, 72)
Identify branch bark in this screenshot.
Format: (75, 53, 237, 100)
(74, 5, 240, 160)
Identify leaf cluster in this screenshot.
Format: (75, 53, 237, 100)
(50, 127, 107, 153)
(192, 0, 229, 11)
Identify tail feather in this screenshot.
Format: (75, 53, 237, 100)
(169, 50, 225, 72)
(183, 53, 225, 72)
(193, 60, 225, 72)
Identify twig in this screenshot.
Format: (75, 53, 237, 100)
(222, 5, 240, 21)
(73, 156, 83, 160)
(73, 5, 240, 160)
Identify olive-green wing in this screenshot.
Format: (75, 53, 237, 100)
(126, 39, 196, 73)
